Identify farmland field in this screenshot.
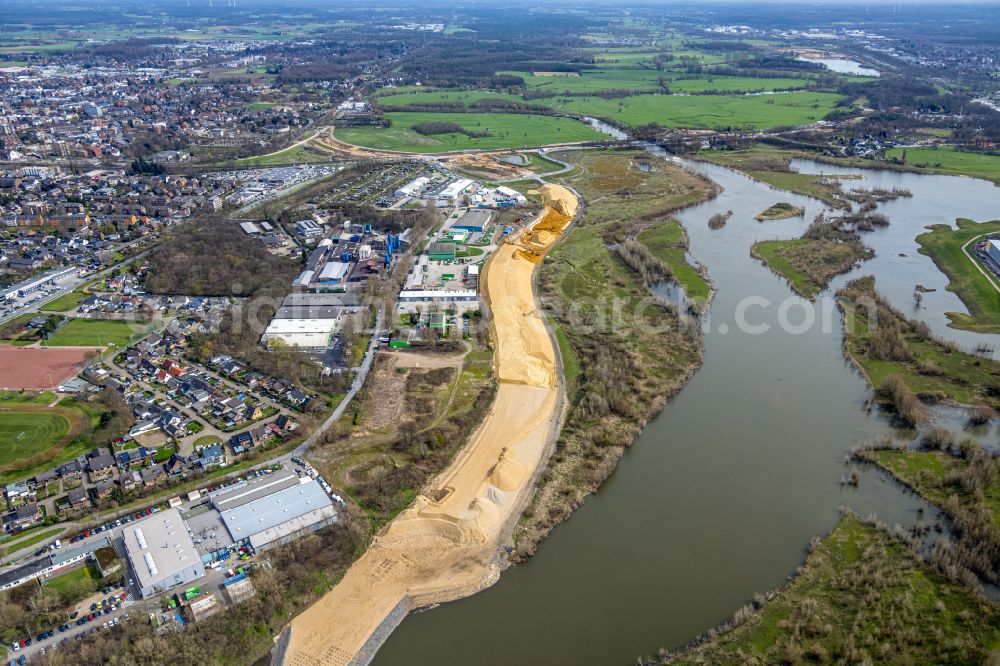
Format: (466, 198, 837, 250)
(45, 318, 143, 347)
(886, 145, 1000, 185)
(375, 90, 517, 108)
(0, 411, 72, 468)
(334, 112, 605, 153)
(545, 91, 843, 129)
(508, 69, 815, 94)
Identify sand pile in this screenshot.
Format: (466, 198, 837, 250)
(280, 185, 578, 666)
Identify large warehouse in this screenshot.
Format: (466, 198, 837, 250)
(261, 318, 337, 349)
(211, 471, 337, 551)
(121, 508, 205, 599)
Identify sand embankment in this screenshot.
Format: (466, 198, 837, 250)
(279, 184, 577, 666)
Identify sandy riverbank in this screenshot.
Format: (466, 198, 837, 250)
(277, 185, 577, 666)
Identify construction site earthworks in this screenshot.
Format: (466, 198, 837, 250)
(276, 184, 578, 666)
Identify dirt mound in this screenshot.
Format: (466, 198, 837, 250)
(281, 186, 579, 666)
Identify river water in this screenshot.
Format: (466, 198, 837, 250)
(367, 152, 1000, 664)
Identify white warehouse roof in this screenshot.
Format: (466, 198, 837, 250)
(439, 178, 474, 200)
(262, 319, 336, 348)
(318, 261, 350, 281)
(220, 480, 334, 546)
(121, 508, 200, 593)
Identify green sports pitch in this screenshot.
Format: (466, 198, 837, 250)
(0, 411, 72, 468)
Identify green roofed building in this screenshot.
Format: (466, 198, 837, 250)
(428, 242, 457, 261)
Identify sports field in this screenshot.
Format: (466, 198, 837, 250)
(0, 346, 92, 389)
(45, 318, 142, 347)
(0, 411, 72, 468)
(334, 112, 605, 153)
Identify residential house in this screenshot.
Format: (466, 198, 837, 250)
(56, 460, 83, 483)
(198, 444, 225, 470)
(228, 431, 253, 456)
(164, 455, 188, 477)
(275, 414, 293, 432)
(90, 480, 116, 501)
(120, 471, 142, 493)
(3, 503, 39, 532)
(4, 482, 33, 506)
(66, 487, 88, 510)
(113, 447, 139, 469)
(31, 469, 58, 488)
(140, 466, 165, 487)
(87, 452, 116, 482)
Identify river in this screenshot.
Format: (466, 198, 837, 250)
(370, 152, 1000, 664)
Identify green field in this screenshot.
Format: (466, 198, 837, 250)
(520, 151, 565, 174)
(753, 236, 872, 299)
(0, 411, 71, 467)
(229, 137, 338, 167)
(3, 528, 64, 556)
(670, 514, 1000, 664)
(546, 91, 843, 130)
(41, 290, 89, 312)
(887, 146, 1000, 186)
(45, 318, 143, 347)
(753, 239, 814, 295)
(916, 219, 1000, 333)
(839, 277, 1000, 407)
(374, 89, 842, 131)
(698, 145, 852, 208)
(44, 562, 100, 593)
(376, 90, 517, 108)
(507, 69, 814, 94)
(335, 112, 605, 153)
(637, 219, 712, 302)
(862, 449, 1000, 522)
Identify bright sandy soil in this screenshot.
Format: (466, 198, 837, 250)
(281, 185, 577, 666)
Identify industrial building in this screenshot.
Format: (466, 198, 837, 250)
(989, 239, 1000, 266)
(210, 471, 337, 552)
(428, 242, 457, 261)
(436, 178, 475, 202)
(282, 292, 363, 311)
(261, 317, 337, 349)
(449, 209, 492, 233)
(292, 270, 315, 288)
(495, 186, 528, 205)
(121, 508, 205, 599)
(295, 219, 324, 240)
(274, 303, 342, 320)
(317, 261, 350, 285)
(2, 266, 78, 301)
(394, 176, 430, 198)
(398, 289, 479, 303)
(239, 222, 261, 235)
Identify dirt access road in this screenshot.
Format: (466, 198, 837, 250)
(277, 184, 578, 666)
